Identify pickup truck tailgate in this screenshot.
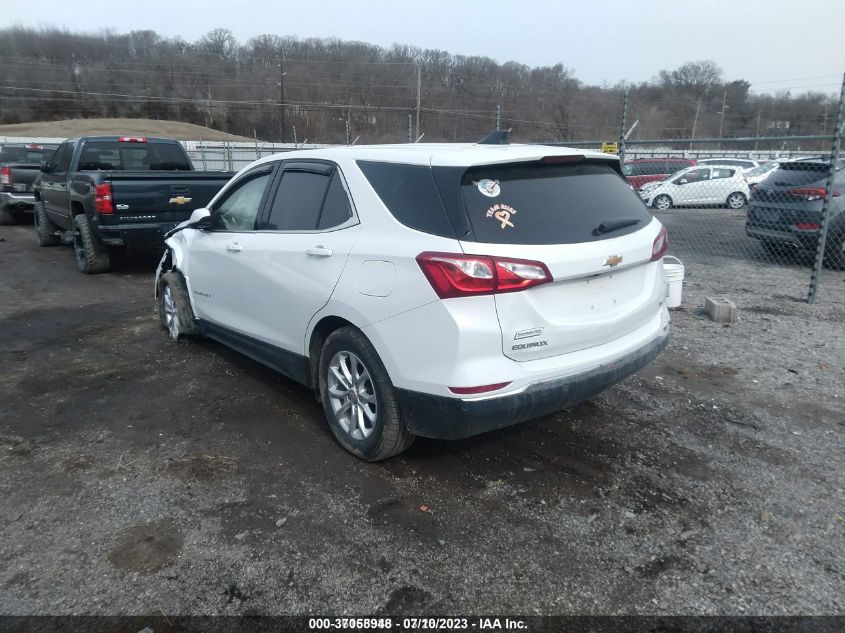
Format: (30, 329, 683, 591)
(108, 172, 233, 224)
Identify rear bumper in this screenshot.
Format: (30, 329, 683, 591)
(96, 221, 177, 248)
(0, 192, 35, 211)
(745, 223, 817, 249)
(396, 331, 669, 440)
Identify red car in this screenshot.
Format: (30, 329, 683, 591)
(623, 158, 697, 189)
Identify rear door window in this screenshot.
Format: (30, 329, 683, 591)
(264, 170, 330, 231)
(459, 160, 651, 245)
(711, 168, 735, 179)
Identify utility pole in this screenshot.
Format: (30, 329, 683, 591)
(279, 47, 287, 144)
(345, 112, 350, 146)
(408, 114, 412, 143)
(415, 64, 421, 140)
(755, 111, 762, 152)
(618, 89, 628, 164)
(496, 104, 501, 131)
(689, 99, 701, 154)
(718, 88, 728, 149)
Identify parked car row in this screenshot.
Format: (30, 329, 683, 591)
(620, 153, 845, 270)
(3, 135, 673, 460)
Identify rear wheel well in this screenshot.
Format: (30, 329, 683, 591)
(70, 201, 85, 216)
(308, 316, 355, 391)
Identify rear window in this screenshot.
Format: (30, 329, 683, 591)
(358, 161, 454, 237)
(460, 161, 651, 245)
(77, 141, 191, 171)
(0, 147, 53, 163)
(768, 161, 844, 187)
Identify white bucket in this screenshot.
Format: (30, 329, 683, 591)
(663, 256, 685, 309)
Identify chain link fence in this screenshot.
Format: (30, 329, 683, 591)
(548, 74, 845, 305)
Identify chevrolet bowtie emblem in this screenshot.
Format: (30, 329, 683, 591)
(169, 196, 192, 205)
(603, 254, 623, 267)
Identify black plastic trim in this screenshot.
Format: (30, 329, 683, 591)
(198, 320, 311, 388)
(396, 332, 669, 440)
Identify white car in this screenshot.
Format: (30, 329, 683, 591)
(155, 143, 670, 460)
(639, 164, 751, 210)
(696, 158, 763, 173)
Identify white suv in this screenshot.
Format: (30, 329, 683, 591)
(156, 144, 670, 460)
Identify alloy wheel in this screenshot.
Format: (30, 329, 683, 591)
(162, 284, 181, 340)
(327, 351, 378, 440)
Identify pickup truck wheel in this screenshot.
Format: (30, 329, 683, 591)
(73, 214, 110, 274)
(157, 271, 198, 341)
(318, 326, 415, 461)
(0, 205, 15, 225)
(34, 202, 60, 246)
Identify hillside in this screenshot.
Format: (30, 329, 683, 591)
(0, 118, 255, 141)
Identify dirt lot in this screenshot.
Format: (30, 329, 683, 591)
(0, 218, 843, 616)
(0, 118, 254, 142)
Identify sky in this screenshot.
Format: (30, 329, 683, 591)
(4, 0, 844, 94)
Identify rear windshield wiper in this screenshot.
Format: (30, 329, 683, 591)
(592, 218, 641, 236)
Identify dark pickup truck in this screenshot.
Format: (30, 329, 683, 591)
(0, 143, 58, 224)
(34, 135, 234, 273)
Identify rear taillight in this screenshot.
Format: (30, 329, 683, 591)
(787, 187, 840, 201)
(449, 382, 512, 395)
(794, 222, 820, 230)
(416, 252, 552, 299)
(94, 183, 114, 214)
(651, 225, 669, 261)
(0, 166, 11, 186)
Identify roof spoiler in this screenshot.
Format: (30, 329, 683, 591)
(478, 129, 511, 145)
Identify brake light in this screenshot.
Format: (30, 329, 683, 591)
(449, 382, 512, 395)
(794, 222, 820, 230)
(787, 187, 840, 201)
(651, 225, 669, 261)
(25, 144, 43, 150)
(94, 183, 114, 213)
(416, 252, 552, 299)
(0, 166, 10, 186)
(118, 136, 147, 143)
(542, 155, 583, 164)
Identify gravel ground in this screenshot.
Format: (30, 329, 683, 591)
(0, 214, 843, 616)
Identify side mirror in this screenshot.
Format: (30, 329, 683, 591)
(188, 207, 212, 229)
(40, 160, 51, 173)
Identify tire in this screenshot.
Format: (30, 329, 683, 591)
(0, 205, 15, 225)
(653, 194, 672, 210)
(726, 192, 746, 209)
(318, 326, 415, 461)
(34, 202, 60, 246)
(72, 213, 110, 274)
(823, 224, 845, 270)
(157, 270, 199, 341)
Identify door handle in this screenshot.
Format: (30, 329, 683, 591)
(306, 246, 333, 257)
(226, 241, 242, 253)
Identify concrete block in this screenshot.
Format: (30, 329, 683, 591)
(704, 297, 737, 323)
